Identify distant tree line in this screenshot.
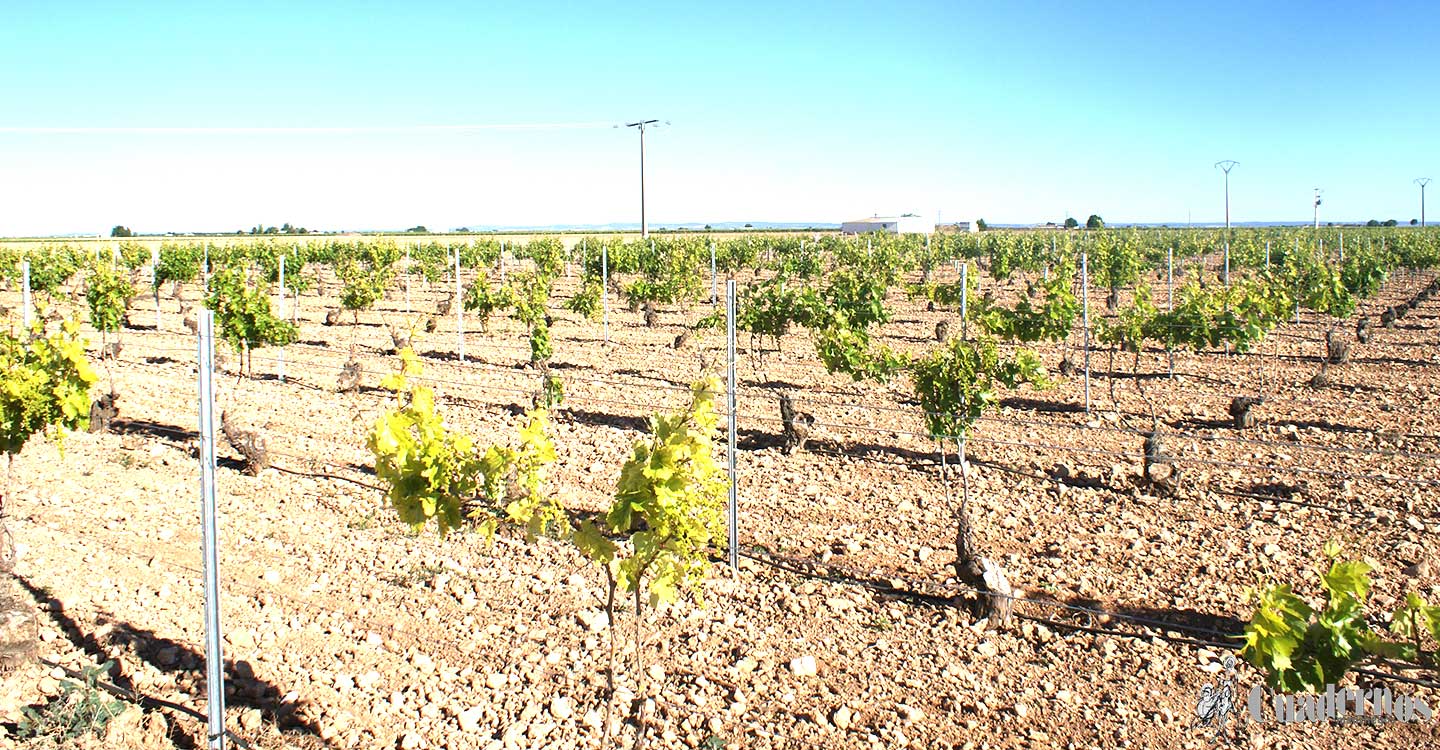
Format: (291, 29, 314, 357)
(241, 223, 311, 235)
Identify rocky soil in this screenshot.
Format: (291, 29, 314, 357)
(0, 259, 1436, 749)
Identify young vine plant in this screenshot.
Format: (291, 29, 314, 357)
(1241, 541, 1439, 693)
(204, 267, 298, 376)
(0, 321, 98, 455)
(84, 263, 135, 346)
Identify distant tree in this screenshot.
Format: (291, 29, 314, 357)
(1064, 217, 1079, 229)
(1086, 214, 1105, 230)
(976, 218, 988, 231)
(703, 224, 712, 230)
(110, 225, 133, 238)
(1413, 219, 1420, 226)
(1367, 219, 1381, 227)
(1384, 219, 1398, 227)
(407, 226, 428, 233)
(743, 223, 753, 228)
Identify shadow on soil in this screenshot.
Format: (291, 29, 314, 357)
(1061, 595, 1245, 643)
(998, 396, 1087, 415)
(9, 575, 332, 749)
(111, 418, 197, 443)
(559, 407, 651, 434)
(419, 348, 515, 365)
(1172, 415, 1369, 435)
(739, 549, 1245, 646)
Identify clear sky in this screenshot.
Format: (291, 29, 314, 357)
(1, 1, 1436, 235)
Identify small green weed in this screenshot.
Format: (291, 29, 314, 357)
(17, 660, 126, 741)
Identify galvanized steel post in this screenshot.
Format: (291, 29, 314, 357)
(602, 242, 609, 344)
(197, 310, 227, 750)
(1082, 250, 1091, 413)
(726, 280, 739, 570)
(21, 259, 31, 329)
(455, 250, 464, 363)
(277, 254, 286, 383)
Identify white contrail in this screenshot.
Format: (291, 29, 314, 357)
(0, 122, 617, 134)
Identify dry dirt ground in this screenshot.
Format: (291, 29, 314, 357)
(1, 259, 1437, 749)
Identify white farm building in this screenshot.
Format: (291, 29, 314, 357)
(840, 215, 933, 235)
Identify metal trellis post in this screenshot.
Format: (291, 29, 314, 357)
(21, 259, 31, 329)
(960, 261, 968, 341)
(197, 310, 227, 750)
(602, 242, 609, 344)
(1082, 249, 1091, 413)
(726, 279, 739, 570)
(455, 250, 464, 363)
(277, 255, 286, 383)
(1167, 246, 1174, 311)
(710, 240, 718, 304)
(152, 246, 161, 329)
(1294, 238, 1301, 324)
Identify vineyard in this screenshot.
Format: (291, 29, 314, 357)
(1, 226, 1438, 749)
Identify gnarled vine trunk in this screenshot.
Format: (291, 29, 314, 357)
(221, 409, 270, 476)
(949, 440, 1013, 628)
(779, 393, 814, 454)
(1229, 395, 1263, 430)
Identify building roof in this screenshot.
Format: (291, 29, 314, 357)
(842, 216, 924, 224)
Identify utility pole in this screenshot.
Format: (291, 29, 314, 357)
(625, 119, 660, 239)
(1313, 188, 1323, 231)
(1418, 178, 1432, 227)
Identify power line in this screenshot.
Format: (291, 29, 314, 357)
(0, 122, 617, 135)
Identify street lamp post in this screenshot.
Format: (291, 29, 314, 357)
(1313, 188, 1323, 231)
(1215, 161, 1238, 234)
(626, 119, 660, 239)
(1215, 160, 1237, 285)
(1418, 178, 1432, 227)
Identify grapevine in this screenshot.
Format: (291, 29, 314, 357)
(84, 263, 135, 347)
(911, 337, 1050, 440)
(203, 267, 298, 376)
(1241, 542, 1422, 693)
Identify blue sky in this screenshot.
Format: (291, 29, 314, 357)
(1, 1, 1436, 235)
